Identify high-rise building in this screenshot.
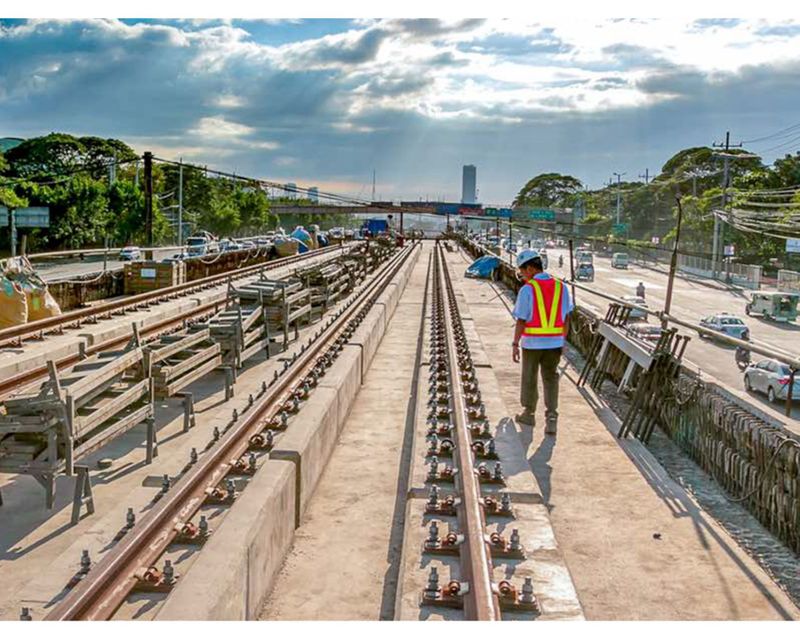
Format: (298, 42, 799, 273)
(461, 165, 477, 204)
(308, 186, 319, 203)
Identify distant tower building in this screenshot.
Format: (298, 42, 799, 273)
(308, 186, 319, 203)
(461, 165, 477, 204)
(285, 183, 297, 199)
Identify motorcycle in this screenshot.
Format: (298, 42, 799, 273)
(735, 345, 751, 371)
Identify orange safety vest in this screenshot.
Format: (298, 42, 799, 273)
(523, 276, 566, 336)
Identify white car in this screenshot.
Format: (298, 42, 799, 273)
(621, 296, 649, 321)
(119, 246, 141, 261)
(699, 313, 750, 341)
(744, 359, 800, 403)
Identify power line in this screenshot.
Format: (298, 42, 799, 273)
(742, 121, 800, 144)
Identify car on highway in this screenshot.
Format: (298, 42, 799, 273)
(621, 296, 649, 321)
(744, 359, 800, 403)
(626, 322, 662, 342)
(186, 235, 220, 257)
(699, 313, 750, 341)
(119, 246, 141, 261)
(576, 250, 593, 264)
(545, 240, 555, 249)
(162, 252, 190, 264)
(611, 253, 630, 269)
(220, 239, 244, 252)
(576, 262, 594, 281)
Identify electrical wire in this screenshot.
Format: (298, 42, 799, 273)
(742, 121, 800, 145)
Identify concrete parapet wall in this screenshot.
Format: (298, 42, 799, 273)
(156, 460, 296, 620)
(154, 243, 421, 620)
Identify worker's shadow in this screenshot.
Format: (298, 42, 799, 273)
(516, 422, 557, 510)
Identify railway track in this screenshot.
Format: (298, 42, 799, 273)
(41, 243, 418, 621)
(417, 243, 538, 619)
(0, 245, 346, 401)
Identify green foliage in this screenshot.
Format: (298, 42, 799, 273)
(0, 133, 279, 250)
(4, 133, 137, 180)
(512, 173, 583, 208)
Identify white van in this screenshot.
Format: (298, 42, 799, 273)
(612, 253, 630, 269)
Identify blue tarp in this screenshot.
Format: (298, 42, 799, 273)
(291, 226, 313, 247)
(465, 255, 500, 279)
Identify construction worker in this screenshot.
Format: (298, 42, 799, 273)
(512, 248, 574, 435)
(636, 281, 646, 299)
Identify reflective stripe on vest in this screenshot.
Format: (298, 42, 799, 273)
(523, 277, 565, 336)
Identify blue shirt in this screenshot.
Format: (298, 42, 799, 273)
(513, 273, 574, 350)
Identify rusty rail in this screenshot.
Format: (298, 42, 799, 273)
(436, 243, 501, 619)
(43, 243, 417, 620)
(0, 245, 344, 348)
(0, 247, 347, 400)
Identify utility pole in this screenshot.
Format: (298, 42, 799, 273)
(178, 158, 184, 248)
(662, 195, 685, 330)
(372, 170, 376, 202)
(638, 168, 650, 184)
(711, 131, 743, 279)
(144, 151, 153, 248)
(613, 172, 625, 224)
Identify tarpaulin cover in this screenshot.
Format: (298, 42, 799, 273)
(465, 256, 500, 279)
(291, 226, 314, 248)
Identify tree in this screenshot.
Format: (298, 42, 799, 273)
(4, 133, 137, 179)
(512, 173, 583, 208)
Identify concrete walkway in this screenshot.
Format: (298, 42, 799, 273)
(448, 246, 799, 620)
(260, 243, 431, 620)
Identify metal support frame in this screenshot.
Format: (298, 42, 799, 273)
(71, 465, 95, 525)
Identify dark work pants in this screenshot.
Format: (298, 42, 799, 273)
(520, 347, 562, 420)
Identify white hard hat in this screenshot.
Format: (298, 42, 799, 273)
(516, 248, 540, 268)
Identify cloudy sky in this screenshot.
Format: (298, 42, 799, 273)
(2, 17, 800, 204)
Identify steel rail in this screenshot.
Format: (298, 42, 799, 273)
(0, 297, 224, 401)
(44, 243, 417, 621)
(0, 245, 343, 347)
(434, 244, 501, 620)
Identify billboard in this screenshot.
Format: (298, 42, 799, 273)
(786, 238, 800, 253)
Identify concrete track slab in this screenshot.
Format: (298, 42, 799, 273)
(260, 244, 430, 621)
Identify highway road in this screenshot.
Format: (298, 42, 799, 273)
(533, 247, 800, 421)
(31, 249, 178, 282)
(471, 233, 800, 422)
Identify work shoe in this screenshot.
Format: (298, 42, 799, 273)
(515, 411, 535, 427)
(544, 418, 558, 435)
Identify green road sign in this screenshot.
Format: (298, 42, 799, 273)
(484, 207, 497, 216)
(529, 209, 555, 221)
(612, 223, 629, 234)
